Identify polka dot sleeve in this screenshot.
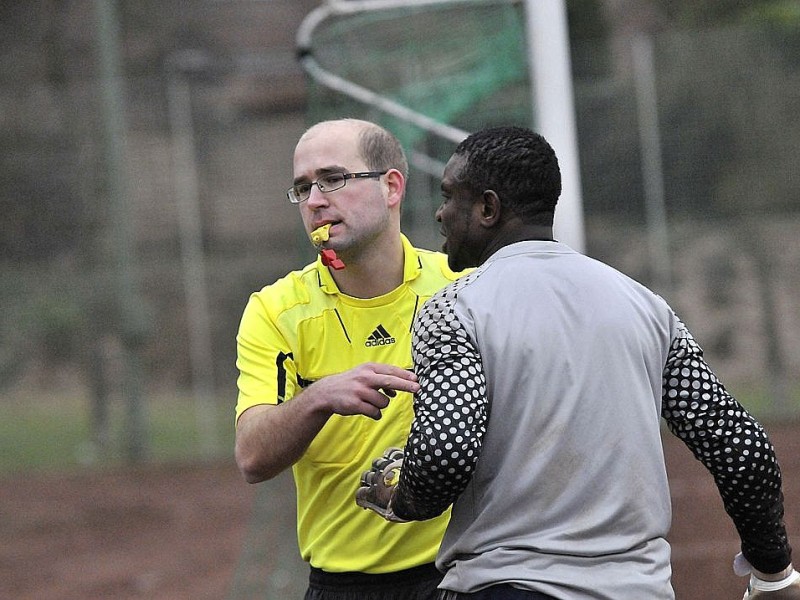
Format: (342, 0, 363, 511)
(662, 319, 791, 573)
(392, 278, 487, 521)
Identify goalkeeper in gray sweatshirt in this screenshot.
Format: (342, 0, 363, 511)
(357, 126, 797, 600)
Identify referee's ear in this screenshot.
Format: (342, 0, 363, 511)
(384, 168, 405, 210)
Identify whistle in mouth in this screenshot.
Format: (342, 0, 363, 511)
(310, 223, 331, 246)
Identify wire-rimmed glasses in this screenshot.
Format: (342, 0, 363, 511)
(286, 171, 388, 204)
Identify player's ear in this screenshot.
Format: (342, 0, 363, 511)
(478, 190, 501, 228)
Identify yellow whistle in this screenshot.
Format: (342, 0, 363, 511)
(310, 224, 331, 246)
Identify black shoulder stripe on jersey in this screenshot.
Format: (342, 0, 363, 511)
(334, 308, 351, 343)
(275, 351, 315, 398)
(275, 351, 292, 404)
(409, 295, 420, 332)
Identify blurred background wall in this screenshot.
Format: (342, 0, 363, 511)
(1, 0, 798, 466)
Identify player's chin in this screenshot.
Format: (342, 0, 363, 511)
(445, 246, 465, 271)
(447, 256, 464, 272)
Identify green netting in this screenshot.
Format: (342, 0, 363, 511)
(305, 2, 532, 155)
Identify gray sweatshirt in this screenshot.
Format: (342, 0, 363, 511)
(393, 241, 789, 599)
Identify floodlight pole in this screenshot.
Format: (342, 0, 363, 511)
(523, 0, 586, 253)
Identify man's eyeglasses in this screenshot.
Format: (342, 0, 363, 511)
(286, 171, 388, 204)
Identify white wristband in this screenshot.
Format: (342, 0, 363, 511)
(752, 568, 800, 591)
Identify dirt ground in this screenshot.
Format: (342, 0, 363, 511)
(1, 423, 798, 600)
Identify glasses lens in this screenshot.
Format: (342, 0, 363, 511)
(290, 183, 311, 203)
(318, 173, 346, 193)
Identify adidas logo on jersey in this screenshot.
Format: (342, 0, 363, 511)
(365, 324, 396, 347)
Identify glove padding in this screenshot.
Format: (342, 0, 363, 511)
(355, 447, 408, 522)
(735, 553, 800, 599)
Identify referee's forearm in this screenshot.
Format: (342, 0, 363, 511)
(235, 397, 329, 482)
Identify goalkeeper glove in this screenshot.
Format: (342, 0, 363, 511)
(355, 447, 407, 523)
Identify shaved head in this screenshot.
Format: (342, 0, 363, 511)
(300, 119, 408, 179)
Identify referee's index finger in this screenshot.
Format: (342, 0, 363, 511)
(387, 378, 420, 395)
(369, 363, 418, 381)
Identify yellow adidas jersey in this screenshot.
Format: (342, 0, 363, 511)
(236, 235, 463, 573)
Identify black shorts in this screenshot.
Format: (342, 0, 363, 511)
(305, 562, 443, 600)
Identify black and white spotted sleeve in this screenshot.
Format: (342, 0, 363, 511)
(392, 280, 488, 521)
(662, 319, 791, 573)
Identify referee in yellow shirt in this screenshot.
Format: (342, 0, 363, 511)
(235, 118, 465, 599)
